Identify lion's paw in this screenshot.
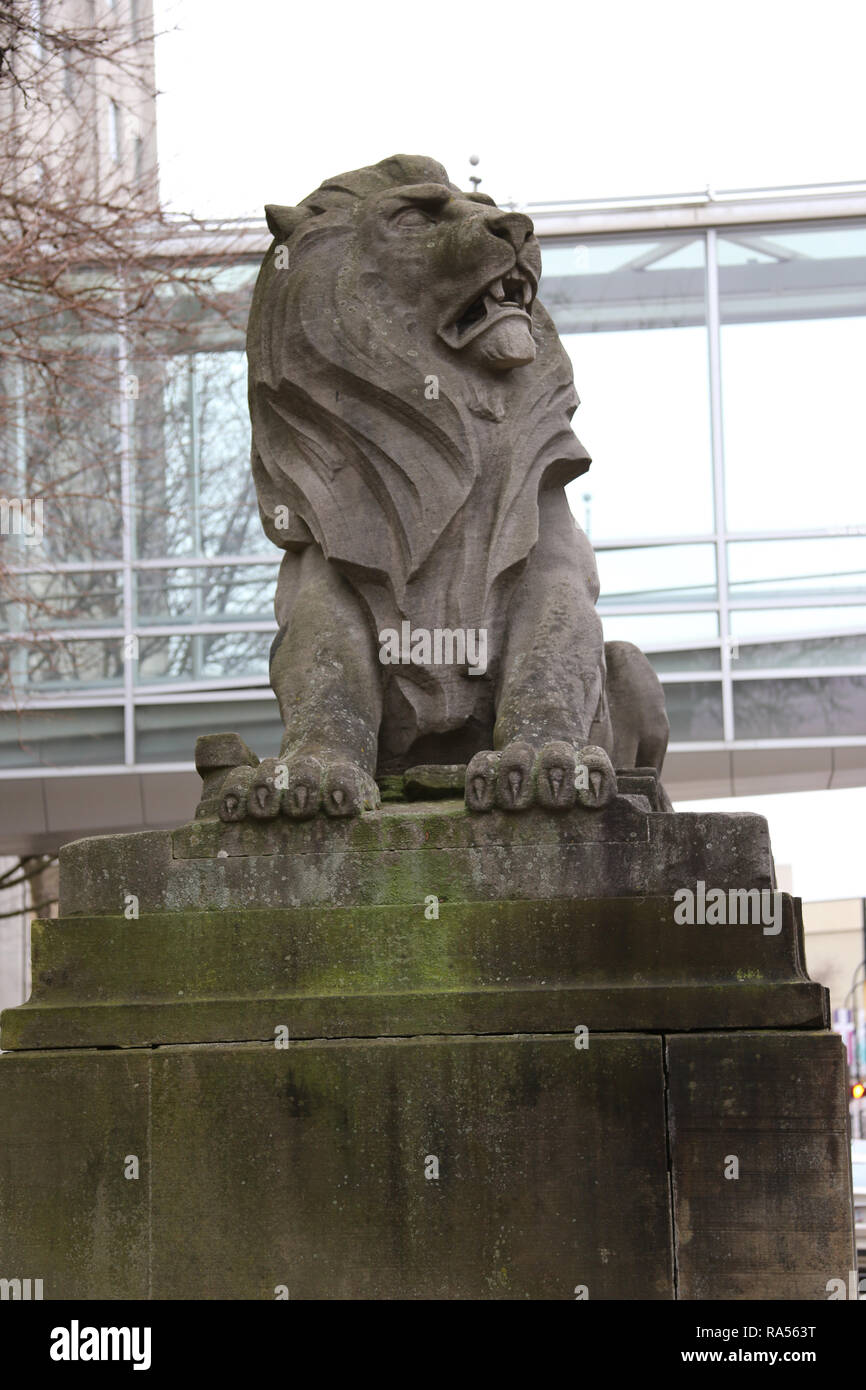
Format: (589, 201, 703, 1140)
(218, 754, 379, 822)
(465, 741, 617, 814)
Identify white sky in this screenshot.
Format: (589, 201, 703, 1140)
(151, 0, 866, 902)
(153, 0, 866, 217)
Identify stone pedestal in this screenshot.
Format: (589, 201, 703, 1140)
(0, 785, 856, 1300)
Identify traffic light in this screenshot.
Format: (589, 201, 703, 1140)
(851, 1080, 866, 1101)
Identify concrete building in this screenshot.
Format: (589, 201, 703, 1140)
(0, 0, 158, 208)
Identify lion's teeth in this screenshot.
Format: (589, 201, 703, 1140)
(488, 279, 505, 301)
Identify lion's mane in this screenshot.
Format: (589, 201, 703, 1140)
(247, 155, 590, 636)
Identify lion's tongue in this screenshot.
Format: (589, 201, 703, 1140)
(476, 315, 536, 371)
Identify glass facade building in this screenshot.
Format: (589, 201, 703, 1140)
(1, 182, 865, 852)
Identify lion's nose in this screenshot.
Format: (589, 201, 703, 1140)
(486, 210, 534, 252)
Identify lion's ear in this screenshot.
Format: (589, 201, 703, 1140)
(264, 204, 307, 240)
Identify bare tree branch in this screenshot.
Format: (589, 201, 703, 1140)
(0, 2, 265, 720)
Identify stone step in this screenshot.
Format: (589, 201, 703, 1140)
(57, 797, 775, 916)
(1, 893, 826, 1049)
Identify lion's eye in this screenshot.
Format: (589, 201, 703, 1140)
(391, 206, 435, 229)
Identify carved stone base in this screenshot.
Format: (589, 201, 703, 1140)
(0, 1030, 854, 1300)
(0, 797, 856, 1300)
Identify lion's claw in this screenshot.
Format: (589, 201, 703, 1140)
(496, 741, 535, 811)
(464, 750, 500, 812)
(283, 755, 323, 820)
(575, 745, 617, 810)
(219, 764, 255, 821)
(536, 741, 578, 810)
(322, 762, 378, 818)
(248, 757, 283, 819)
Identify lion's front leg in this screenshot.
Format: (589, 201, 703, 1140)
(466, 488, 617, 814)
(221, 546, 382, 822)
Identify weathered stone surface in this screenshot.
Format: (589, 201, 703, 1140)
(55, 797, 775, 917)
(1, 1031, 854, 1299)
(1, 894, 826, 1050)
(0, 815, 852, 1300)
(0, 1049, 149, 1300)
(0, 795, 790, 1052)
(668, 1032, 856, 1299)
(194, 731, 259, 773)
(150, 1035, 674, 1300)
(0, 1034, 673, 1300)
(401, 764, 467, 799)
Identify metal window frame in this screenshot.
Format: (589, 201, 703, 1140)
(2, 194, 866, 778)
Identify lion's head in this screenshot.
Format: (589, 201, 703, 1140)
(248, 155, 590, 617)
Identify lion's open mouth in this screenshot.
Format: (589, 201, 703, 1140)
(439, 269, 535, 350)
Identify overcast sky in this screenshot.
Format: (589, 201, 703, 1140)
(151, 0, 866, 903)
(675, 787, 865, 902)
(153, 0, 866, 217)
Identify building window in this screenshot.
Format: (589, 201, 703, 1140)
(718, 222, 866, 533)
(109, 100, 122, 165)
(30, 0, 44, 59)
(63, 51, 75, 100)
(540, 233, 714, 544)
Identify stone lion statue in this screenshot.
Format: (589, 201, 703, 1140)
(223, 154, 670, 820)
